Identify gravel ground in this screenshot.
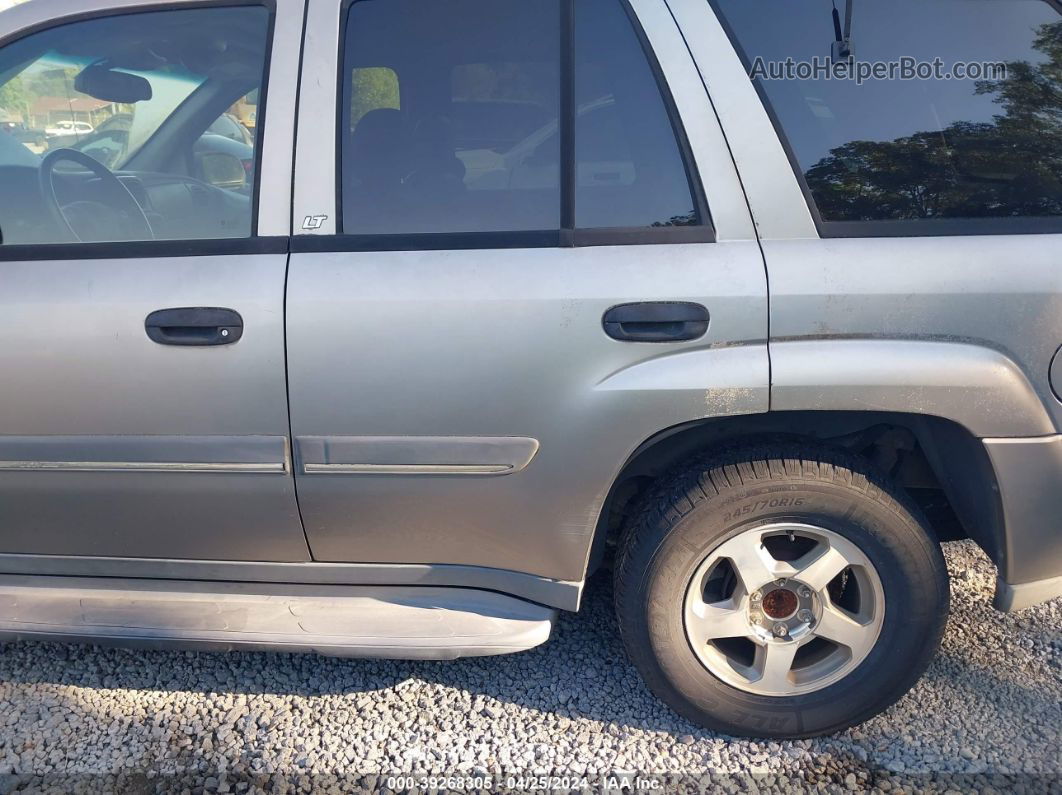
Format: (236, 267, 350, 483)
(0, 540, 1059, 793)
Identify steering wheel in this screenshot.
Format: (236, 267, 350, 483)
(38, 148, 155, 242)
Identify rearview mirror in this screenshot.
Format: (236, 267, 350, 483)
(74, 64, 152, 104)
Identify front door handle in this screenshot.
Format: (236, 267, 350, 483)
(602, 302, 709, 342)
(145, 307, 243, 346)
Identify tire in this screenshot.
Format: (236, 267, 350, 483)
(614, 443, 949, 739)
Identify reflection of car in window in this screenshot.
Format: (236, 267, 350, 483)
(45, 119, 93, 137)
(207, 112, 254, 146)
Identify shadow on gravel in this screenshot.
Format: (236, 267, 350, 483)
(2, 560, 1058, 750)
(919, 649, 1061, 729)
(0, 572, 708, 735)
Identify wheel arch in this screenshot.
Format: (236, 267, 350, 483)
(585, 410, 1005, 583)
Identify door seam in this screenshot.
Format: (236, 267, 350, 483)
(283, 0, 314, 557)
(662, 0, 772, 409)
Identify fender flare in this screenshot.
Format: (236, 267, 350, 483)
(770, 339, 1056, 438)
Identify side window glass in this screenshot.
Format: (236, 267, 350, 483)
(452, 62, 561, 197)
(574, 0, 701, 228)
(339, 0, 705, 240)
(341, 0, 561, 234)
(350, 67, 400, 129)
(0, 6, 270, 245)
(197, 93, 259, 197)
(714, 0, 1062, 231)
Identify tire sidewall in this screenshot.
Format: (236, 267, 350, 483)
(632, 476, 947, 737)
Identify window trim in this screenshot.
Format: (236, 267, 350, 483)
(289, 224, 714, 254)
(292, 230, 561, 254)
(332, 0, 715, 250)
(707, 0, 1062, 239)
(560, 0, 575, 233)
(0, 0, 278, 251)
(0, 236, 289, 262)
(817, 217, 1062, 239)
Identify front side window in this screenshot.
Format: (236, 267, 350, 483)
(340, 0, 706, 239)
(714, 0, 1062, 234)
(0, 5, 270, 245)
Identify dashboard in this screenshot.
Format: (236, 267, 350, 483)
(0, 163, 252, 245)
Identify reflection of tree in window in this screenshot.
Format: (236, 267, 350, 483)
(0, 76, 29, 119)
(652, 211, 698, 227)
(806, 21, 1062, 221)
(350, 68, 399, 129)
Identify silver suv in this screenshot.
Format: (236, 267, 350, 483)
(0, 0, 1059, 739)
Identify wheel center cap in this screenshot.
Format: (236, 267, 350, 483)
(761, 587, 798, 619)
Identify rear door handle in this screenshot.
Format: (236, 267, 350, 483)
(145, 307, 243, 346)
(602, 302, 709, 342)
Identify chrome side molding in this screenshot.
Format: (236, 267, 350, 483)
(0, 436, 290, 474)
(0, 460, 285, 474)
(303, 463, 514, 475)
(296, 436, 540, 476)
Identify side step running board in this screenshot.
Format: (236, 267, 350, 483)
(0, 576, 555, 659)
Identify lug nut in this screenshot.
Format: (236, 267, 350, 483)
(775, 579, 787, 587)
(799, 587, 812, 598)
(750, 591, 762, 602)
(773, 624, 788, 637)
(798, 609, 813, 622)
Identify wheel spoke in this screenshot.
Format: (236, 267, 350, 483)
(794, 544, 851, 592)
(717, 531, 787, 593)
(685, 523, 885, 696)
(816, 603, 877, 657)
(754, 641, 800, 691)
(686, 598, 751, 647)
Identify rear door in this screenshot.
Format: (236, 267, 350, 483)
(0, 0, 309, 561)
(286, 0, 767, 586)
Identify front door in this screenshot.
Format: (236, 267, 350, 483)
(286, 0, 768, 586)
(0, 0, 309, 561)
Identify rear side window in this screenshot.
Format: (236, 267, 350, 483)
(713, 0, 1062, 235)
(340, 0, 707, 241)
(341, 0, 561, 235)
(575, 0, 699, 228)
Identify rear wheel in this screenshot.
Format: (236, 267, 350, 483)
(614, 445, 949, 738)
